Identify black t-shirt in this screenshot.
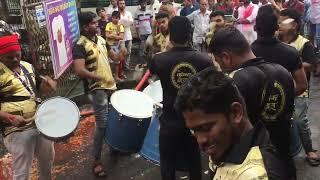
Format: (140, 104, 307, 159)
(251, 37, 302, 73)
(301, 41, 318, 65)
(150, 46, 213, 132)
(98, 19, 109, 39)
(231, 58, 295, 159)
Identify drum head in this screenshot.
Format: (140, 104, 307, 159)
(35, 97, 80, 138)
(110, 89, 154, 119)
(143, 80, 163, 104)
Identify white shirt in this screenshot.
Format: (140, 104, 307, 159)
(52, 15, 68, 66)
(310, 0, 320, 24)
(187, 9, 211, 44)
(235, 3, 259, 44)
(120, 11, 134, 41)
(106, 5, 118, 15)
(134, 8, 153, 35)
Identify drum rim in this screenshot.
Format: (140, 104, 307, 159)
(35, 96, 80, 138)
(110, 89, 154, 119)
(142, 80, 163, 103)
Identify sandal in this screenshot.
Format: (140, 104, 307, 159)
(92, 163, 108, 177)
(306, 156, 320, 166)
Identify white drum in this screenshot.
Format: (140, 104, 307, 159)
(110, 89, 154, 119)
(35, 97, 80, 140)
(106, 89, 154, 152)
(143, 80, 163, 105)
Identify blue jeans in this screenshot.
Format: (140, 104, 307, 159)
(294, 97, 314, 153)
(120, 40, 132, 69)
(88, 89, 109, 160)
(311, 23, 320, 48)
(139, 34, 150, 64)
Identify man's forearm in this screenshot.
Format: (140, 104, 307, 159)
(76, 68, 101, 80)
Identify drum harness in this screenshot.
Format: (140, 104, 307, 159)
(0, 64, 42, 125)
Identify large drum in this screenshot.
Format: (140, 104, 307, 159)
(140, 107, 161, 165)
(142, 80, 163, 104)
(35, 97, 80, 141)
(289, 120, 302, 157)
(105, 89, 154, 153)
(140, 81, 163, 165)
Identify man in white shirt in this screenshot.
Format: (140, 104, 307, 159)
(233, 0, 259, 44)
(309, 0, 320, 49)
(187, 0, 211, 52)
(134, 0, 153, 66)
(106, 0, 118, 16)
(118, 0, 134, 70)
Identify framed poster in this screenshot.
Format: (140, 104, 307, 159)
(44, 0, 80, 78)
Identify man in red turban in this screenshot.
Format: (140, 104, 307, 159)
(0, 35, 57, 180)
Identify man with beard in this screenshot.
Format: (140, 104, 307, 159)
(118, 0, 134, 70)
(208, 26, 297, 179)
(149, 16, 213, 180)
(175, 67, 290, 179)
(278, 8, 320, 166)
(144, 12, 171, 65)
(205, 10, 226, 48)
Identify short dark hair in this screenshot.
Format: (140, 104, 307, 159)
(96, 6, 105, 14)
(117, 0, 125, 5)
(210, 11, 225, 19)
(175, 67, 245, 114)
(168, 16, 192, 44)
(255, 5, 279, 37)
(280, 9, 301, 31)
(209, 26, 250, 55)
(111, 11, 121, 18)
(155, 12, 169, 20)
(78, 12, 97, 29)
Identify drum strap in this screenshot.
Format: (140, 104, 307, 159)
(20, 64, 38, 96)
(0, 95, 31, 102)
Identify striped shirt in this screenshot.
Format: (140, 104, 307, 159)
(134, 9, 153, 35)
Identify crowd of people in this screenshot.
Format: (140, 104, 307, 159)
(0, 0, 320, 179)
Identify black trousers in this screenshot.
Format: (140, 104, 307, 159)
(159, 128, 202, 180)
(265, 120, 296, 179)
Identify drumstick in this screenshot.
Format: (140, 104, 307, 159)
(135, 70, 150, 91)
(39, 75, 47, 81)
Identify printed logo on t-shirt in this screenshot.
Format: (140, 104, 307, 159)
(261, 81, 286, 121)
(171, 63, 197, 89)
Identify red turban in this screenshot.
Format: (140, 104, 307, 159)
(0, 35, 21, 55)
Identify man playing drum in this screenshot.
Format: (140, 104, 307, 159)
(0, 34, 57, 180)
(149, 16, 213, 180)
(73, 12, 116, 177)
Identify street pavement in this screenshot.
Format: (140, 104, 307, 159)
(1, 72, 320, 180)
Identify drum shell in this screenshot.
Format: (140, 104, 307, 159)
(140, 107, 189, 171)
(140, 110, 161, 166)
(289, 120, 302, 157)
(105, 106, 151, 153)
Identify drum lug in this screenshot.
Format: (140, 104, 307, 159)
(138, 119, 143, 126)
(118, 113, 123, 121)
